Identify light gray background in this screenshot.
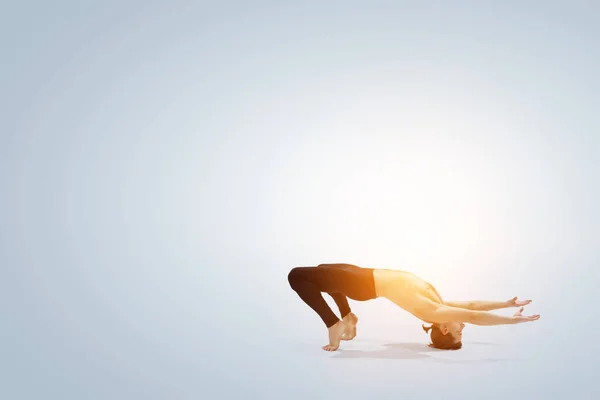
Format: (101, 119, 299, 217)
(2, 1, 599, 399)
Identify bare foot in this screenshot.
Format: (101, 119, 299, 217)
(322, 320, 345, 351)
(341, 312, 358, 341)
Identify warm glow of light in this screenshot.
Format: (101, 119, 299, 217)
(267, 81, 533, 300)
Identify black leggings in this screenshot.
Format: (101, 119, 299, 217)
(287, 263, 377, 328)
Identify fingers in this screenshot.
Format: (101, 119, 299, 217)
(518, 314, 540, 322)
(512, 297, 533, 307)
(514, 307, 524, 317)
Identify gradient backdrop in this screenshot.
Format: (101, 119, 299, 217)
(2, 1, 599, 399)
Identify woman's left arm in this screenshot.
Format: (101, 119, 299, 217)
(421, 303, 540, 326)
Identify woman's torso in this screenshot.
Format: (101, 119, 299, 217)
(373, 269, 443, 319)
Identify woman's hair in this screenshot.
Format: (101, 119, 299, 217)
(422, 324, 462, 350)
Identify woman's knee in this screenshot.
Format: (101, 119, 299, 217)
(287, 267, 305, 288)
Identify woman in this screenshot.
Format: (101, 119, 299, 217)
(287, 263, 539, 351)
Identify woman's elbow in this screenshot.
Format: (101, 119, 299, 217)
(467, 311, 485, 325)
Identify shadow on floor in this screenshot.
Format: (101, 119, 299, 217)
(332, 342, 519, 363)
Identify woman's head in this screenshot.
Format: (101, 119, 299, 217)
(422, 322, 465, 350)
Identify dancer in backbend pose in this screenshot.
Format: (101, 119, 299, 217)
(287, 263, 539, 351)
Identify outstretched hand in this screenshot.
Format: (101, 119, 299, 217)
(507, 296, 532, 307)
(512, 307, 540, 323)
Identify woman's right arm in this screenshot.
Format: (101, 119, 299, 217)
(444, 296, 532, 311)
(444, 300, 509, 311)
